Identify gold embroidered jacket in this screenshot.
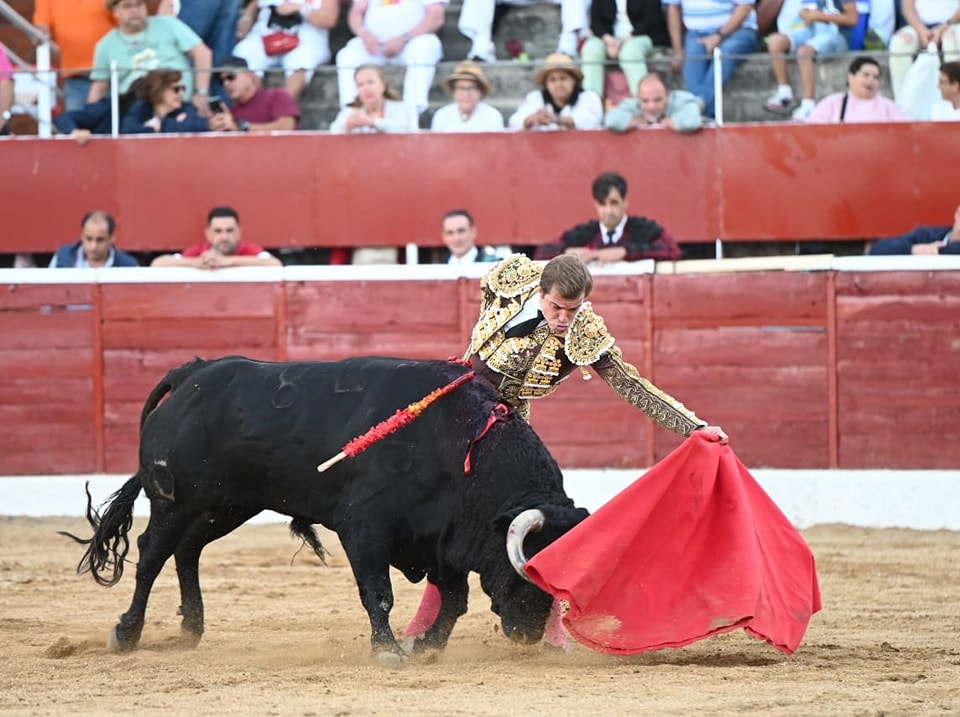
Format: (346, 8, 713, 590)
(463, 254, 706, 435)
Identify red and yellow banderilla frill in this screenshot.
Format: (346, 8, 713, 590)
(317, 370, 476, 473)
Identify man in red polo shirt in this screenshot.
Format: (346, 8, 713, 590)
(151, 206, 281, 269)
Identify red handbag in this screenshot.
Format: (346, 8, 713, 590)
(262, 31, 300, 56)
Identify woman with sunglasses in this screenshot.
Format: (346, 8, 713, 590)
(122, 69, 209, 134)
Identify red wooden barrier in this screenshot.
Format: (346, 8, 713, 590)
(1, 269, 958, 475)
(2, 124, 956, 254)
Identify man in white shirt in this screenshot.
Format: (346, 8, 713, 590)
(437, 210, 506, 264)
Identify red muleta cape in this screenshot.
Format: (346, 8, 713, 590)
(524, 432, 822, 656)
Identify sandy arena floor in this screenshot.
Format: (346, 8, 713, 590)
(1, 516, 958, 716)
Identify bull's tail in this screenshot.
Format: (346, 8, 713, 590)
(139, 357, 213, 431)
(58, 476, 143, 587)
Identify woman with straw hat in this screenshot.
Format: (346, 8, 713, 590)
(508, 52, 603, 130)
(431, 61, 505, 131)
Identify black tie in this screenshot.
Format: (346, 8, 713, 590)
(606, 229, 616, 245)
(505, 311, 544, 338)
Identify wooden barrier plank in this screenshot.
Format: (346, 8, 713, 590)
(653, 272, 828, 325)
(0, 348, 95, 378)
(102, 317, 277, 350)
(286, 336, 462, 362)
(5, 449, 98, 475)
(913, 123, 960, 223)
(101, 283, 279, 320)
(0, 311, 94, 349)
(0, 284, 95, 310)
(103, 426, 139, 475)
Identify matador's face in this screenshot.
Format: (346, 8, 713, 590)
(538, 288, 583, 336)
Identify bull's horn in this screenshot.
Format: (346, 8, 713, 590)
(506, 509, 545, 582)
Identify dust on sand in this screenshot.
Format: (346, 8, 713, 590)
(1, 516, 958, 716)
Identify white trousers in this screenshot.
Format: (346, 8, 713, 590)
(457, 0, 589, 45)
(335, 34, 443, 113)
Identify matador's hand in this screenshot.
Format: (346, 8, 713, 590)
(694, 425, 729, 444)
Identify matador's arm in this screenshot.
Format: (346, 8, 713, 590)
(592, 346, 707, 436)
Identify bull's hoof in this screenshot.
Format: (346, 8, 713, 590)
(375, 650, 408, 668)
(106, 626, 136, 653)
(179, 629, 202, 648)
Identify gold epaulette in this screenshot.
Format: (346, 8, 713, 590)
(486, 253, 542, 298)
(564, 303, 616, 366)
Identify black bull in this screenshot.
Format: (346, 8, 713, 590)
(66, 356, 588, 660)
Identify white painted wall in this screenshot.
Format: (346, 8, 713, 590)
(1, 469, 956, 531)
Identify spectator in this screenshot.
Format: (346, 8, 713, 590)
(151, 206, 281, 268)
(0, 46, 13, 137)
(430, 61, 504, 131)
(121, 69, 208, 134)
(32, 0, 116, 112)
(335, 0, 445, 114)
(208, 56, 300, 132)
(49, 211, 138, 268)
(932, 60, 960, 119)
(889, 0, 960, 100)
(232, 0, 338, 100)
(763, 0, 860, 121)
(664, 0, 758, 119)
(534, 171, 682, 264)
(436, 209, 506, 265)
(580, 0, 670, 100)
(604, 71, 704, 132)
(868, 204, 960, 255)
(330, 64, 419, 132)
(54, 78, 145, 143)
(87, 0, 212, 115)
(457, 0, 589, 62)
(158, 0, 239, 100)
(805, 55, 908, 122)
(508, 52, 604, 130)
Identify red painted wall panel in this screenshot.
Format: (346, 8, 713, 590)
(3, 126, 956, 254)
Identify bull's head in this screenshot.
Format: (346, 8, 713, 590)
(483, 504, 587, 644)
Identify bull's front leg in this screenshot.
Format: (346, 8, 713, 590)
(338, 531, 405, 666)
(409, 573, 469, 654)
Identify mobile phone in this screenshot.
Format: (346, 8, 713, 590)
(208, 95, 225, 114)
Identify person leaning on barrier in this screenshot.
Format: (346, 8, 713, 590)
(151, 206, 281, 269)
(868, 204, 960, 256)
(430, 61, 504, 132)
(49, 211, 139, 269)
(535, 171, 683, 264)
(401, 252, 728, 650)
(435, 209, 507, 265)
(804, 55, 907, 122)
(330, 64, 419, 133)
(508, 52, 604, 131)
(208, 56, 300, 132)
(604, 72, 704, 133)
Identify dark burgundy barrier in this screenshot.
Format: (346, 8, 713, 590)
(2, 123, 956, 254)
(1, 269, 958, 475)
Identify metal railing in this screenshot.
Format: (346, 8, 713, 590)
(0, 0, 58, 137)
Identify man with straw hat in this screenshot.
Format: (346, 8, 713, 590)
(508, 52, 603, 130)
(431, 60, 505, 131)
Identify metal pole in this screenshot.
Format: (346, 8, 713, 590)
(712, 45, 723, 127)
(35, 42, 52, 138)
(110, 60, 119, 138)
